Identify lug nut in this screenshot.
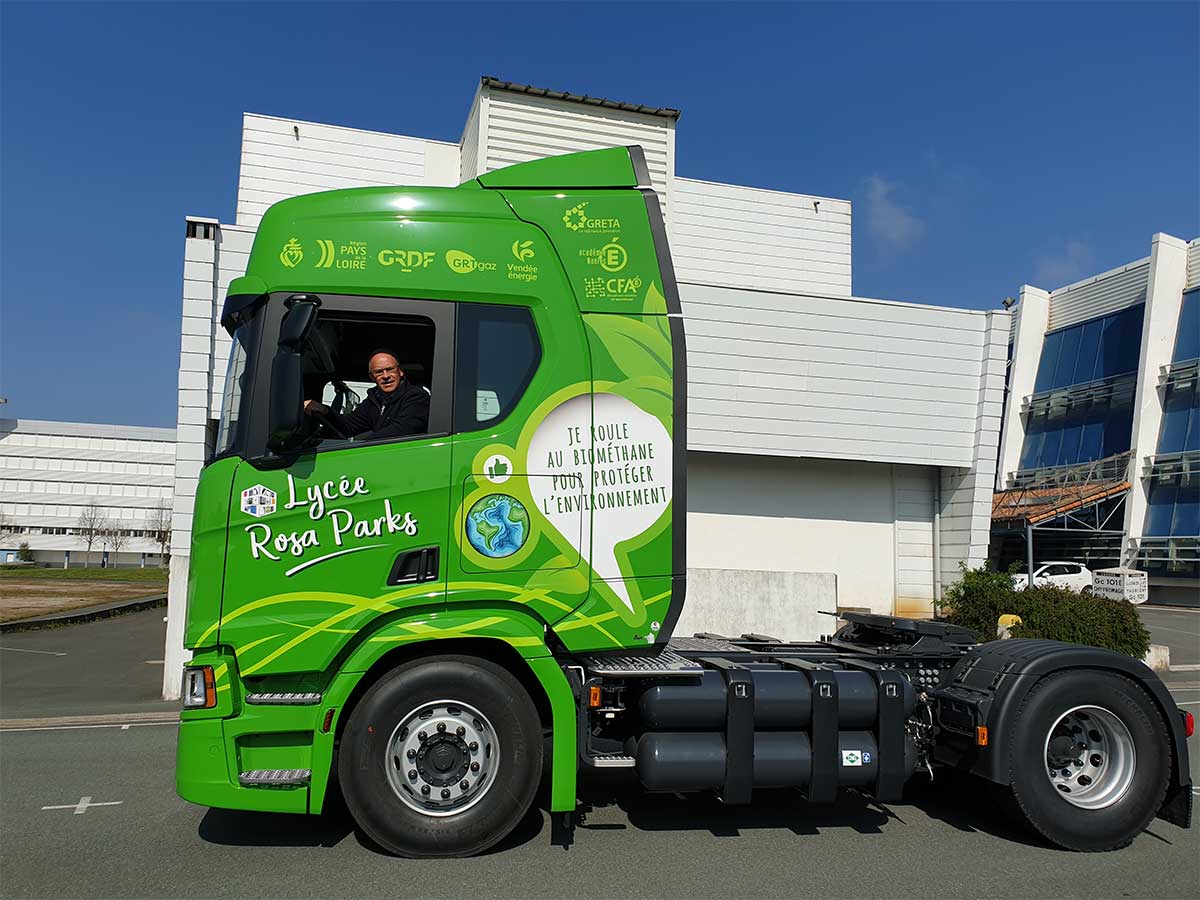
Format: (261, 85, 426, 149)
(460, 780, 469, 790)
(408, 769, 417, 781)
(1090, 754, 1103, 766)
(418, 731, 427, 742)
(469, 741, 478, 752)
(437, 722, 446, 733)
(456, 726, 466, 736)
(406, 749, 416, 760)
(470, 762, 479, 773)
(421, 785, 430, 796)
(441, 788, 451, 799)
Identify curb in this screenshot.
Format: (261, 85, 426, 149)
(0, 711, 180, 730)
(0, 594, 167, 633)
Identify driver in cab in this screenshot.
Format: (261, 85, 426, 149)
(303, 350, 430, 440)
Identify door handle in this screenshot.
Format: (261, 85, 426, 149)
(387, 546, 440, 585)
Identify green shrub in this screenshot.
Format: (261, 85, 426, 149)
(17, 542, 33, 562)
(941, 563, 1151, 659)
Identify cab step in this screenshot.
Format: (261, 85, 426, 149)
(238, 769, 311, 787)
(589, 754, 636, 769)
(244, 692, 323, 705)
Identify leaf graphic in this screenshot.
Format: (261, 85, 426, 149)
(589, 315, 672, 383)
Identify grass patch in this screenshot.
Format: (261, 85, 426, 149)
(0, 566, 167, 584)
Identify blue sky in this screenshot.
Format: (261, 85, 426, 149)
(1, 2, 1196, 427)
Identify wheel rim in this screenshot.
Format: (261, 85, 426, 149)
(384, 699, 499, 817)
(1042, 705, 1135, 810)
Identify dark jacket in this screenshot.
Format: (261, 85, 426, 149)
(332, 379, 430, 440)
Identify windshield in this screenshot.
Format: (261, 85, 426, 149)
(214, 316, 261, 456)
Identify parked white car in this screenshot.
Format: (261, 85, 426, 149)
(1011, 561, 1094, 592)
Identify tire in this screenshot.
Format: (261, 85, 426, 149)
(337, 655, 543, 857)
(1006, 669, 1170, 851)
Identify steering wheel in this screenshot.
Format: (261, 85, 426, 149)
(311, 406, 349, 440)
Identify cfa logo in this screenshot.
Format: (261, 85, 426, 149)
(279, 238, 303, 268)
(445, 250, 497, 274)
(377, 249, 436, 273)
(511, 240, 535, 262)
(241, 485, 276, 518)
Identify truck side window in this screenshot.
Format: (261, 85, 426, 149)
(454, 304, 541, 431)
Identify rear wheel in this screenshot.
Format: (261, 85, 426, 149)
(337, 655, 543, 857)
(1006, 670, 1170, 851)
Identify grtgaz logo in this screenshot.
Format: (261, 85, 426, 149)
(279, 238, 304, 268)
(445, 249, 497, 274)
(241, 485, 277, 518)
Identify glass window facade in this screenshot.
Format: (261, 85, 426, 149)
(1032, 305, 1144, 394)
(1019, 393, 1135, 471)
(1145, 473, 1200, 538)
(1172, 288, 1199, 363)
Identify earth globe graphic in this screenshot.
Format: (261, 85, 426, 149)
(465, 494, 530, 558)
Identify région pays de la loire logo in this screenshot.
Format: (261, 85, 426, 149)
(279, 238, 303, 268)
(241, 485, 277, 518)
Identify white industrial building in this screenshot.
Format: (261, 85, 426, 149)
(163, 77, 1007, 696)
(993, 234, 1199, 605)
(0, 418, 175, 567)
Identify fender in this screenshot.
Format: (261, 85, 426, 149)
(932, 639, 1192, 826)
(307, 606, 577, 815)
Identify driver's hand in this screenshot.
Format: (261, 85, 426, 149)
(303, 400, 329, 415)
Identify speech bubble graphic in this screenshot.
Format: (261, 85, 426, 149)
(526, 392, 672, 613)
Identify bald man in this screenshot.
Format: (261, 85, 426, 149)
(303, 350, 430, 440)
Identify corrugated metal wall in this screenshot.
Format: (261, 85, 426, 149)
(1047, 258, 1150, 331)
(481, 91, 673, 218)
(893, 465, 936, 612)
(235, 114, 455, 227)
(939, 310, 1010, 591)
(673, 178, 852, 297)
(1187, 239, 1200, 290)
(459, 91, 481, 184)
(680, 283, 991, 467)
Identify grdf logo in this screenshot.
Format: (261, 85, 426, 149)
(511, 240, 535, 262)
(563, 203, 589, 231)
(279, 238, 304, 268)
(241, 485, 277, 518)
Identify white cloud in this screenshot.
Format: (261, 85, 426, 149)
(862, 175, 925, 250)
(1035, 240, 1094, 287)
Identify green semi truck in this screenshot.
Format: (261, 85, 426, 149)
(176, 146, 1193, 857)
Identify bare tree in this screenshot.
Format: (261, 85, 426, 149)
(104, 524, 130, 566)
(147, 505, 172, 566)
(0, 508, 14, 544)
(76, 503, 109, 568)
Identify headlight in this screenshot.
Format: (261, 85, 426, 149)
(182, 665, 216, 709)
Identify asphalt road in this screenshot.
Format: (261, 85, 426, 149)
(0, 607, 1198, 900)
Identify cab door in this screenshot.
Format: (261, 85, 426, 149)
(218, 295, 456, 678)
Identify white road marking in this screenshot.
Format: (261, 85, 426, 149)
(2, 721, 178, 733)
(143, 659, 164, 665)
(41, 796, 123, 814)
(0, 646, 66, 657)
(1175, 700, 1200, 706)
(1149, 624, 1200, 637)
(1168, 663, 1200, 672)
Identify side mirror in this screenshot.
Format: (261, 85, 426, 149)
(266, 296, 321, 452)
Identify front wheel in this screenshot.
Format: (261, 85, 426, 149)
(1006, 670, 1170, 851)
(337, 655, 543, 857)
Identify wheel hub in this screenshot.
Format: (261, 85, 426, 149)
(385, 700, 498, 817)
(1042, 705, 1135, 810)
